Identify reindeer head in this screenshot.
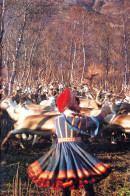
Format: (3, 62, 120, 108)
(0, 98, 11, 109)
(0, 97, 17, 110)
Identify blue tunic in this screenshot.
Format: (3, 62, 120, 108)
(28, 111, 111, 190)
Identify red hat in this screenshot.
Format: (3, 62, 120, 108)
(56, 88, 80, 113)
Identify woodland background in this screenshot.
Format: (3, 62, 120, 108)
(0, 1, 130, 196)
(0, 0, 130, 94)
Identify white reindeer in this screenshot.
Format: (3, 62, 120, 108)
(0, 97, 59, 147)
(1, 95, 129, 148)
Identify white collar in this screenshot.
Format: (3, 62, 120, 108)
(63, 110, 75, 115)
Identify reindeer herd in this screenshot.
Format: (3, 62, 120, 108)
(0, 87, 130, 149)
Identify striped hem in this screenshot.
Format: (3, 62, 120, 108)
(58, 137, 81, 143)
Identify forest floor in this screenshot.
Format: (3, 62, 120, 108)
(0, 137, 130, 196)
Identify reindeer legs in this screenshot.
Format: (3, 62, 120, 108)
(1, 130, 13, 148)
(1, 128, 22, 148)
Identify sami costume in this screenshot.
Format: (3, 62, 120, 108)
(27, 88, 111, 190)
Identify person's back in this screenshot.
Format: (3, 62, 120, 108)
(28, 88, 112, 196)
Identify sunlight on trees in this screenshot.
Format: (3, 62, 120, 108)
(1, 0, 129, 94)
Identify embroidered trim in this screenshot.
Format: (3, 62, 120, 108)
(71, 116, 75, 137)
(58, 116, 63, 138)
(58, 137, 81, 143)
(28, 161, 111, 190)
(61, 113, 90, 136)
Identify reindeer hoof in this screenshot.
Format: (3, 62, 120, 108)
(1, 145, 5, 150)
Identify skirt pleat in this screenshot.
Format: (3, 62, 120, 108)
(28, 140, 111, 190)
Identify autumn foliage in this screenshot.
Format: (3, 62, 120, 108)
(0, 0, 129, 94)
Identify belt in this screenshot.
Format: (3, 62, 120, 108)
(58, 137, 81, 143)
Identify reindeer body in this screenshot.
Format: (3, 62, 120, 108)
(1, 93, 130, 148)
(0, 98, 58, 147)
(13, 114, 57, 132)
(79, 98, 99, 109)
(1, 113, 58, 148)
(112, 115, 130, 133)
(1, 98, 19, 121)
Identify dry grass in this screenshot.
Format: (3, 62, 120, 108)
(0, 139, 130, 196)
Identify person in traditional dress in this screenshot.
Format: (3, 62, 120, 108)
(27, 88, 111, 196)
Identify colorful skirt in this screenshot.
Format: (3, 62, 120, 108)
(27, 140, 111, 190)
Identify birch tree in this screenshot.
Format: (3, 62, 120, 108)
(80, 15, 85, 84)
(8, 14, 27, 95)
(122, 12, 129, 88)
(0, 0, 5, 69)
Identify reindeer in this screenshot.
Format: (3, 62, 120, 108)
(1, 97, 19, 121)
(1, 113, 59, 149)
(1, 91, 129, 148)
(14, 103, 59, 120)
(100, 97, 130, 144)
(79, 89, 130, 143)
(0, 97, 59, 147)
(112, 115, 130, 133)
(23, 94, 58, 112)
(0, 98, 36, 147)
(78, 89, 112, 117)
